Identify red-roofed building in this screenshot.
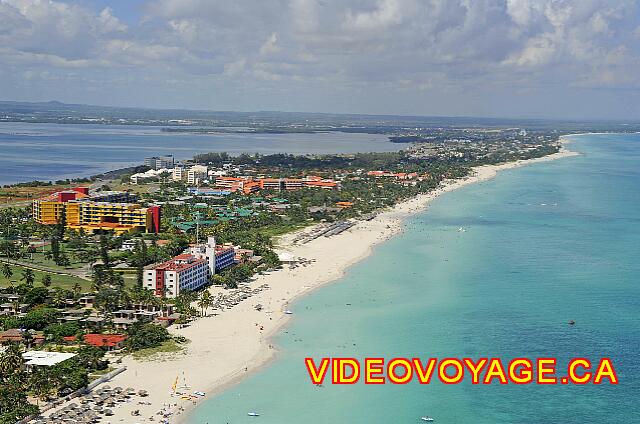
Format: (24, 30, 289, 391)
(144, 254, 209, 298)
(83, 334, 128, 351)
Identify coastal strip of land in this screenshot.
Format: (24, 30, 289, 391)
(51, 144, 578, 424)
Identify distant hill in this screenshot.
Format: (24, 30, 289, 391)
(0, 99, 637, 132)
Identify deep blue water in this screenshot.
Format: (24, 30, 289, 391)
(0, 123, 396, 185)
(189, 133, 640, 423)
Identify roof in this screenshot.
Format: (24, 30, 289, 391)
(174, 253, 194, 260)
(84, 334, 127, 348)
(150, 256, 208, 272)
(23, 351, 76, 366)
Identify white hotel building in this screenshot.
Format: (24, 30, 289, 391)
(144, 254, 209, 298)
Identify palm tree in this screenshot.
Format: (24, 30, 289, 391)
(0, 343, 24, 376)
(197, 290, 213, 317)
(21, 267, 35, 287)
(1, 262, 12, 280)
(71, 282, 82, 299)
(51, 286, 67, 307)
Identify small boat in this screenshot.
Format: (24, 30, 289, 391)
(568, 320, 576, 325)
(421, 417, 435, 422)
(457, 227, 466, 232)
(248, 412, 260, 417)
(284, 310, 293, 315)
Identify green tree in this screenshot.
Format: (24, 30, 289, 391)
(41, 274, 52, 288)
(29, 367, 57, 404)
(1, 263, 12, 280)
(94, 287, 121, 313)
(44, 322, 80, 342)
(50, 237, 60, 263)
(0, 343, 23, 377)
(24, 287, 49, 306)
(99, 235, 110, 267)
(20, 268, 35, 287)
(0, 374, 39, 423)
(56, 253, 71, 267)
(51, 359, 88, 394)
(50, 287, 67, 308)
(75, 346, 107, 371)
(20, 308, 60, 331)
(126, 323, 170, 351)
(197, 290, 212, 317)
(0, 239, 18, 260)
(71, 282, 82, 299)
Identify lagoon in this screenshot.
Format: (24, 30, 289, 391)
(0, 122, 397, 185)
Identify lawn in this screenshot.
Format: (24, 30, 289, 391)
(24, 251, 87, 271)
(0, 263, 92, 291)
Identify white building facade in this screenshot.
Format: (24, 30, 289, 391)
(144, 254, 209, 298)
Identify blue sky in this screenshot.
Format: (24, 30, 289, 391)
(1, 0, 639, 119)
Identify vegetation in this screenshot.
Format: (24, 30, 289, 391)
(125, 322, 170, 351)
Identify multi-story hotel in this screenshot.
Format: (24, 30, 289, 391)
(188, 236, 237, 274)
(213, 175, 339, 194)
(144, 254, 209, 298)
(33, 188, 161, 235)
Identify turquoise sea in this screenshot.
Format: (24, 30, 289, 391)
(189, 133, 640, 424)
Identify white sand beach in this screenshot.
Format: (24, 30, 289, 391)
(50, 147, 579, 424)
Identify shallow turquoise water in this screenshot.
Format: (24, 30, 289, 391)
(189, 134, 640, 424)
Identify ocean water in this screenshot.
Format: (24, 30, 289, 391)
(0, 123, 396, 185)
(189, 133, 640, 424)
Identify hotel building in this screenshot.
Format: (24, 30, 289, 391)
(33, 188, 161, 235)
(144, 254, 209, 298)
(188, 236, 237, 274)
(213, 176, 339, 194)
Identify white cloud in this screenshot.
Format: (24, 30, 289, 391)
(260, 33, 281, 56)
(1, 0, 640, 117)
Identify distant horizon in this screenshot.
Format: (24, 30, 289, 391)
(1, 1, 639, 121)
(1, 98, 637, 124)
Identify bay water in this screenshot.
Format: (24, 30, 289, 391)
(0, 122, 395, 185)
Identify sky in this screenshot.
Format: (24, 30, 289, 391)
(1, 0, 640, 120)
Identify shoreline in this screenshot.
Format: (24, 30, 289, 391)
(46, 146, 579, 424)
